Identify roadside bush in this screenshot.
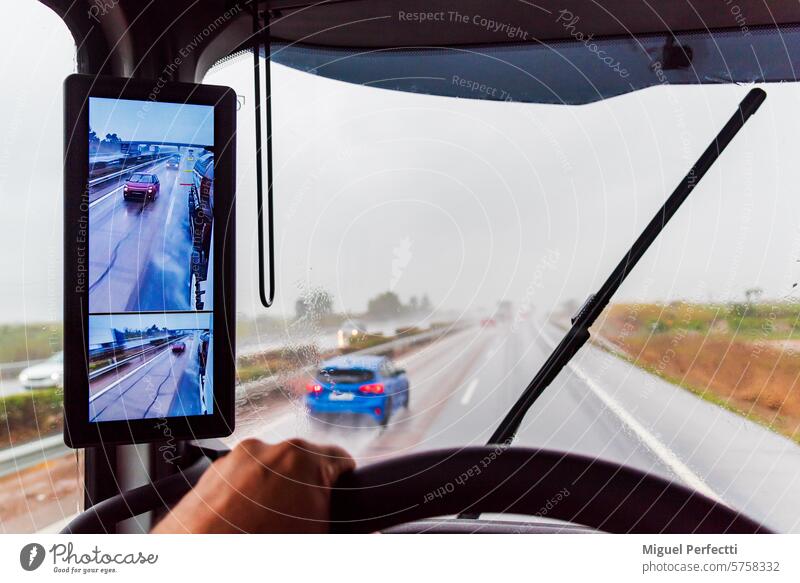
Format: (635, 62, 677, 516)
(342, 333, 388, 353)
(0, 388, 63, 449)
(236, 344, 320, 384)
(395, 326, 423, 336)
(597, 302, 800, 442)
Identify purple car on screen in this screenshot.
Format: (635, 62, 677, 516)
(123, 172, 160, 201)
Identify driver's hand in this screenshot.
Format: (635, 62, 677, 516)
(151, 438, 355, 533)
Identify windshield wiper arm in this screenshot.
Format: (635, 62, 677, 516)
(488, 88, 767, 446)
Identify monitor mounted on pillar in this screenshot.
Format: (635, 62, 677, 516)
(62, 74, 236, 447)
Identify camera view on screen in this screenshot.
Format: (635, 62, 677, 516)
(87, 97, 215, 422)
(88, 313, 213, 422)
(88, 97, 215, 313)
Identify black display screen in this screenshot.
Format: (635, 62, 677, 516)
(87, 97, 215, 422)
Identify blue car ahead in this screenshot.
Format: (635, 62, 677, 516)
(306, 355, 410, 426)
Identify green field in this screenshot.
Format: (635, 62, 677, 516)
(0, 388, 63, 449)
(0, 323, 62, 363)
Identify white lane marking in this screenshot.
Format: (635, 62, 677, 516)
(88, 184, 124, 209)
(459, 378, 480, 405)
(540, 327, 722, 503)
(89, 345, 172, 403)
(165, 182, 178, 224)
(165, 158, 185, 225)
(569, 364, 722, 502)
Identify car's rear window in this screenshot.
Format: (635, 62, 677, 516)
(318, 369, 374, 383)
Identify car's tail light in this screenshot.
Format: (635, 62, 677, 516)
(306, 383, 323, 393)
(359, 383, 384, 394)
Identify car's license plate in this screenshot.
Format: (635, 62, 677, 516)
(329, 392, 354, 401)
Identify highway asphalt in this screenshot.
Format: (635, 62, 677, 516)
(89, 332, 203, 421)
(240, 320, 800, 532)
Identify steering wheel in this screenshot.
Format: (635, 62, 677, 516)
(329, 447, 769, 533)
(62, 447, 769, 534)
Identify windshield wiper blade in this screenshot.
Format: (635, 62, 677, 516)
(488, 88, 767, 446)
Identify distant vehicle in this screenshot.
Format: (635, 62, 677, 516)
(496, 300, 513, 321)
(340, 319, 367, 335)
(166, 156, 180, 169)
(123, 173, 160, 201)
(171, 341, 186, 353)
(18, 351, 63, 389)
(336, 319, 368, 348)
(306, 355, 410, 427)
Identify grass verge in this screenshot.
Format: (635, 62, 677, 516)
(594, 302, 800, 444)
(0, 388, 63, 449)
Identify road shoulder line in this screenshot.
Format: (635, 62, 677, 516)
(540, 327, 723, 503)
(459, 378, 480, 405)
(89, 345, 172, 404)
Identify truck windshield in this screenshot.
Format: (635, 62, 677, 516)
(3, 2, 800, 535)
(205, 46, 800, 532)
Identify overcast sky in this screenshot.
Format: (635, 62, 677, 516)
(89, 312, 212, 334)
(3, 1, 800, 325)
(90, 97, 214, 146)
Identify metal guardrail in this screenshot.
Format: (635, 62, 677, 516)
(88, 341, 172, 382)
(88, 155, 171, 187)
(237, 324, 471, 391)
(0, 434, 70, 477)
(343, 326, 461, 357)
(0, 359, 45, 379)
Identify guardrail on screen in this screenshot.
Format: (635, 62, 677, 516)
(88, 155, 172, 187)
(87, 342, 170, 383)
